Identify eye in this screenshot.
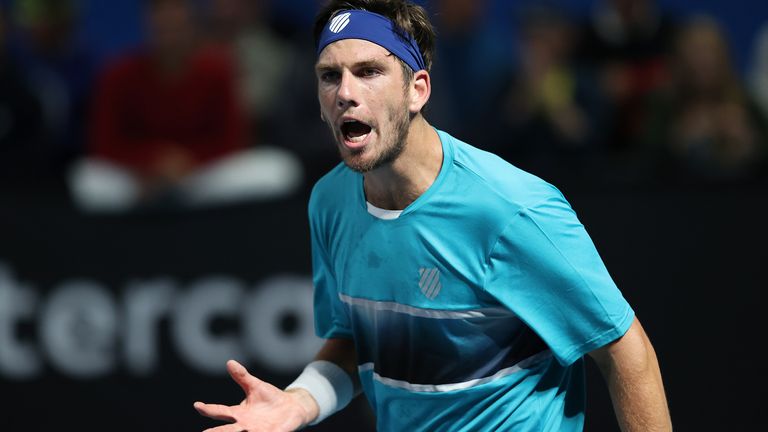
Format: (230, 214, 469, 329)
(320, 70, 341, 83)
(361, 68, 381, 77)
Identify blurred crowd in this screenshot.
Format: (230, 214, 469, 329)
(1, 0, 767, 212)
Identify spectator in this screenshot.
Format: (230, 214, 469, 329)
(0, 3, 45, 180)
(487, 4, 607, 187)
(427, 0, 512, 146)
(640, 16, 768, 183)
(205, 0, 297, 145)
(10, 0, 95, 172)
(69, 0, 302, 212)
(268, 12, 338, 191)
(748, 22, 768, 123)
(577, 0, 675, 152)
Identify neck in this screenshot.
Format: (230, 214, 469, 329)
(152, 43, 194, 74)
(363, 116, 443, 210)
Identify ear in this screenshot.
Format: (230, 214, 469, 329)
(407, 70, 431, 114)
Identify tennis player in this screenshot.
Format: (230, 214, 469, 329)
(195, 0, 672, 430)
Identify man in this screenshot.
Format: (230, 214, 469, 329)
(195, 1, 672, 430)
(69, 0, 302, 212)
(0, 3, 46, 178)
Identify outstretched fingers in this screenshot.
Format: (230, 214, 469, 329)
(194, 401, 237, 422)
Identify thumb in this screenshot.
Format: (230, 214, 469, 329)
(227, 360, 254, 392)
(227, 360, 272, 399)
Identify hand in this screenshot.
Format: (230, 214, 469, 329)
(194, 360, 319, 432)
(150, 146, 196, 182)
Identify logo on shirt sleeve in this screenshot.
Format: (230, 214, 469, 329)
(418, 267, 442, 300)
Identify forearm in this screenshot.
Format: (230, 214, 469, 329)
(285, 338, 359, 426)
(314, 337, 361, 389)
(591, 319, 672, 431)
(604, 342, 671, 430)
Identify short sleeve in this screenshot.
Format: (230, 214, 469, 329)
(309, 211, 353, 340)
(485, 192, 634, 366)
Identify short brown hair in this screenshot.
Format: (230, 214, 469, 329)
(313, 0, 436, 78)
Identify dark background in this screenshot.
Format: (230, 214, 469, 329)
(2, 0, 767, 430)
(2, 183, 765, 431)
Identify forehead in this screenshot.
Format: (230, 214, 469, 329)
(316, 38, 394, 67)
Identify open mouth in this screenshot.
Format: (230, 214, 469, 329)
(340, 120, 372, 145)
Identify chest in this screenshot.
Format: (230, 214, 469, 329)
(329, 217, 495, 309)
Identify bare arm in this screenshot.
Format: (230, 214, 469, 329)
(313, 337, 360, 382)
(588, 317, 672, 432)
(194, 338, 358, 432)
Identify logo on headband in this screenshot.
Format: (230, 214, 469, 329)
(329, 12, 352, 34)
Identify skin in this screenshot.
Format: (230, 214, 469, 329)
(589, 318, 672, 431)
(148, 0, 197, 71)
(195, 38, 671, 432)
(193, 339, 356, 432)
(315, 39, 440, 210)
(142, 0, 199, 189)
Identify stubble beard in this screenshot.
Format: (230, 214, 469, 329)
(334, 102, 411, 174)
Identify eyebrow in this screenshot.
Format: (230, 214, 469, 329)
(315, 55, 393, 73)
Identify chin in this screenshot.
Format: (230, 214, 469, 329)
(337, 144, 371, 173)
(343, 156, 375, 173)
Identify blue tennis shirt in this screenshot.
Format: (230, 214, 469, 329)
(308, 129, 634, 431)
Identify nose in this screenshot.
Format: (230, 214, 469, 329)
(336, 70, 359, 109)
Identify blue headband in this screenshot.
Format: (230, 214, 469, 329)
(317, 10, 426, 72)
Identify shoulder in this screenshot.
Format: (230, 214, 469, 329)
(192, 46, 236, 77)
(308, 162, 358, 221)
(96, 52, 152, 89)
(442, 131, 565, 213)
(104, 51, 149, 76)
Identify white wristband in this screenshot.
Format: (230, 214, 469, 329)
(285, 360, 354, 425)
